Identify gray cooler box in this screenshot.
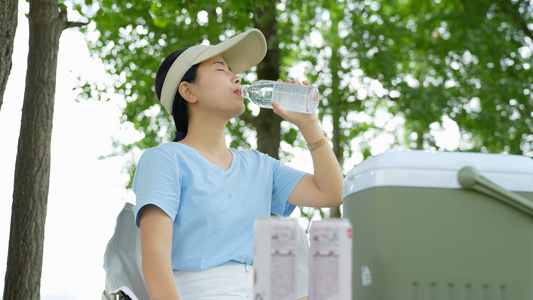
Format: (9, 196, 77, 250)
(343, 150, 533, 300)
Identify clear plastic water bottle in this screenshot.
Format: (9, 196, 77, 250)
(238, 79, 319, 114)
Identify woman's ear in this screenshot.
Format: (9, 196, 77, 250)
(178, 82, 198, 104)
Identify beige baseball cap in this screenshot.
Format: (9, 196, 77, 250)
(160, 28, 267, 114)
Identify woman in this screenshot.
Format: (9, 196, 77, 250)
(133, 28, 343, 300)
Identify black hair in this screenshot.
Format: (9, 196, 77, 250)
(155, 47, 200, 142)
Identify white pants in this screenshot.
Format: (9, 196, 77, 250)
(173, 262, 254, 300)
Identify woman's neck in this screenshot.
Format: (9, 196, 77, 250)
(179, 120, 234, 171)
(179, 119, 228, 155)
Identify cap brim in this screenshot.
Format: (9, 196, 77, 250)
(160, 28, 267, 114)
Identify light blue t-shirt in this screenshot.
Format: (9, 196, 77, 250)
(133, 142, 305, 271)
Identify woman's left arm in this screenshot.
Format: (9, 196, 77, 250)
(271, 79, 344, 208)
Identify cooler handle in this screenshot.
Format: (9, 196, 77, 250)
(458, 166, 533, 218)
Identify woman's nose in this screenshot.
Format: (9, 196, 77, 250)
(233, 74, 241, 85)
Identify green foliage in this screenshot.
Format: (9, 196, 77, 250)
(346, 0, 533, 154)
(74, 0, 533, 197)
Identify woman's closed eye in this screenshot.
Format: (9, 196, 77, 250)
(212, 61, 233, 73)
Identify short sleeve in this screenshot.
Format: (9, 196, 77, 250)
(132, 148, 181, 227)
(270, 158, 306, 216)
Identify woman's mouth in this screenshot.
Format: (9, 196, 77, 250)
(234, 88, 242, 97)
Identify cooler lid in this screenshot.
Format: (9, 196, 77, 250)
(343, 150, 533, 197)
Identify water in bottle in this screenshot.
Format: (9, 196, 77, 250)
(238, 79, 319, 114)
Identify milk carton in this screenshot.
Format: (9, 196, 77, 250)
(254, 217, 298, 300)
(309, 219, 353, 300)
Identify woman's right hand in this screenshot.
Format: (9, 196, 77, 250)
(271, 79, 318, 129)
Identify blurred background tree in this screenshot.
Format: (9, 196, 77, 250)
(74, 0, 532, 219)
(347, 0, 532, 154)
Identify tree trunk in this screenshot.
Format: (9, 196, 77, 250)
(253, 0, 281, 159)
(0, 0, 18, 110)
(3, 0, 69, 298)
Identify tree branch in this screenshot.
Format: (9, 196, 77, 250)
(502, 0, 533, 42)
(58, 4, 88, 30)
(460, 0, 468, 13)
(520, 21, 533, 42)
(66, 21, 89, 29)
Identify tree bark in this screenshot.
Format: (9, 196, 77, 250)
(0, 0, 18, 111)
(3, 1, 72, 298)
(253, 0, 282, 159)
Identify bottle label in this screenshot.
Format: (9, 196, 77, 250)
(272, 83, 313, 113)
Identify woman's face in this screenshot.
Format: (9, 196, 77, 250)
(190, 55, 244, 119)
